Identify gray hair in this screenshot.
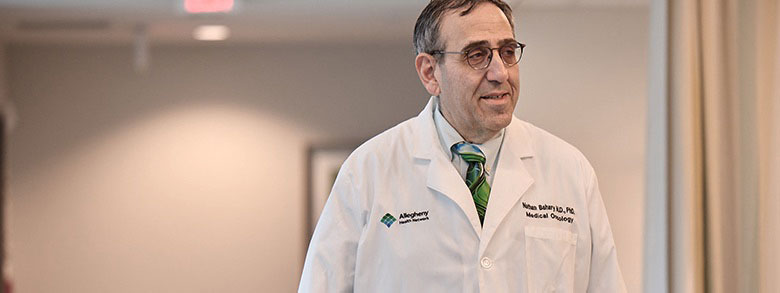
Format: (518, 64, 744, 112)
(413, 0, 515, 55)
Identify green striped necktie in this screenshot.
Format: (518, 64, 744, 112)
(451, 142, 491, 226)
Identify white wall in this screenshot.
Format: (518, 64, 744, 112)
(5, 44, 427, 293)
(4, 7, 647, 293)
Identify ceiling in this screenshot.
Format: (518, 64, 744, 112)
(0, 0, 649, 44)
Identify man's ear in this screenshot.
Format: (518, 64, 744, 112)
(415, 53, 441, 96)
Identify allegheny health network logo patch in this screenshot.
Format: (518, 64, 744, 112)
(380, 213, 397, 228)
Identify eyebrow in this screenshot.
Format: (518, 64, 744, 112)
(498, 38, 518, 46)
(459, 38, 518, 52)
(460, 40, 489, 52)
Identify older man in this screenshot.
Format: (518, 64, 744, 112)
(299, 0, 626, 292)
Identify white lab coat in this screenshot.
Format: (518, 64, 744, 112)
(299, 97, 626, 292)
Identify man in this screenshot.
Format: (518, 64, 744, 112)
(299, 0, 626, 292)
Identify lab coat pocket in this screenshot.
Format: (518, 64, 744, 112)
(524, 226, 577, 293)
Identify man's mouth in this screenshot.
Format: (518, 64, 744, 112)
(480, 93, 510, 99)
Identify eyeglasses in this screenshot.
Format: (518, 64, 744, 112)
(430, 42, 526, 70)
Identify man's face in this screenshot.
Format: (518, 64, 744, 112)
(434, 3, 519, 142)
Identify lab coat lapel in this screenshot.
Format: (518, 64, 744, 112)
(413, 97, 482, 236)
(426, 155, 483, 235)
(479, 119, 535, 253)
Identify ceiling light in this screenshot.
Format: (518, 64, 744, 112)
(185, 0, 234, 14)
(193, 25, 230, 41)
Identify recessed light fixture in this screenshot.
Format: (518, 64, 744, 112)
(193, 25, 230, 41)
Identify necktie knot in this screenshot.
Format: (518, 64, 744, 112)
(451, 141, 486, 164)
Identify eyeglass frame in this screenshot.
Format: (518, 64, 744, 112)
(429, 41, 526, 70)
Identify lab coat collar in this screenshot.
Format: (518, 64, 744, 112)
(411, 97, 443, 160)
(504, 116, 535, 159)
(412, 97, 536, 239)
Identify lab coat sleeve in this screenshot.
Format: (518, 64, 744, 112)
(585, 167, 628, 292)
(299, 167, 365, 293)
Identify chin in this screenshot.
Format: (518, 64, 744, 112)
(484, 116, 513, 132)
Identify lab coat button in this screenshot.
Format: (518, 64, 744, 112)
(480, 257, 493, 269)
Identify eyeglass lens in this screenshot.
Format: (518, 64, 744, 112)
(466, 44, 522, 69)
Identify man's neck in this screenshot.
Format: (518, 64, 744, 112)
(457, 128, 499, 144)
(441, 115, 500, 144)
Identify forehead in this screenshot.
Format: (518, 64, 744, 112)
(438, 3, 515, 50)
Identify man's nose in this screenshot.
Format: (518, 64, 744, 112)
(485, 50, 509, 83)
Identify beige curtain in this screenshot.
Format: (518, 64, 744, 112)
(667, 0, 779, 292)
(757, 0, 780, 292)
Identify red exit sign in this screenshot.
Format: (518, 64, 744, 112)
(184, 0, 234, 13)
